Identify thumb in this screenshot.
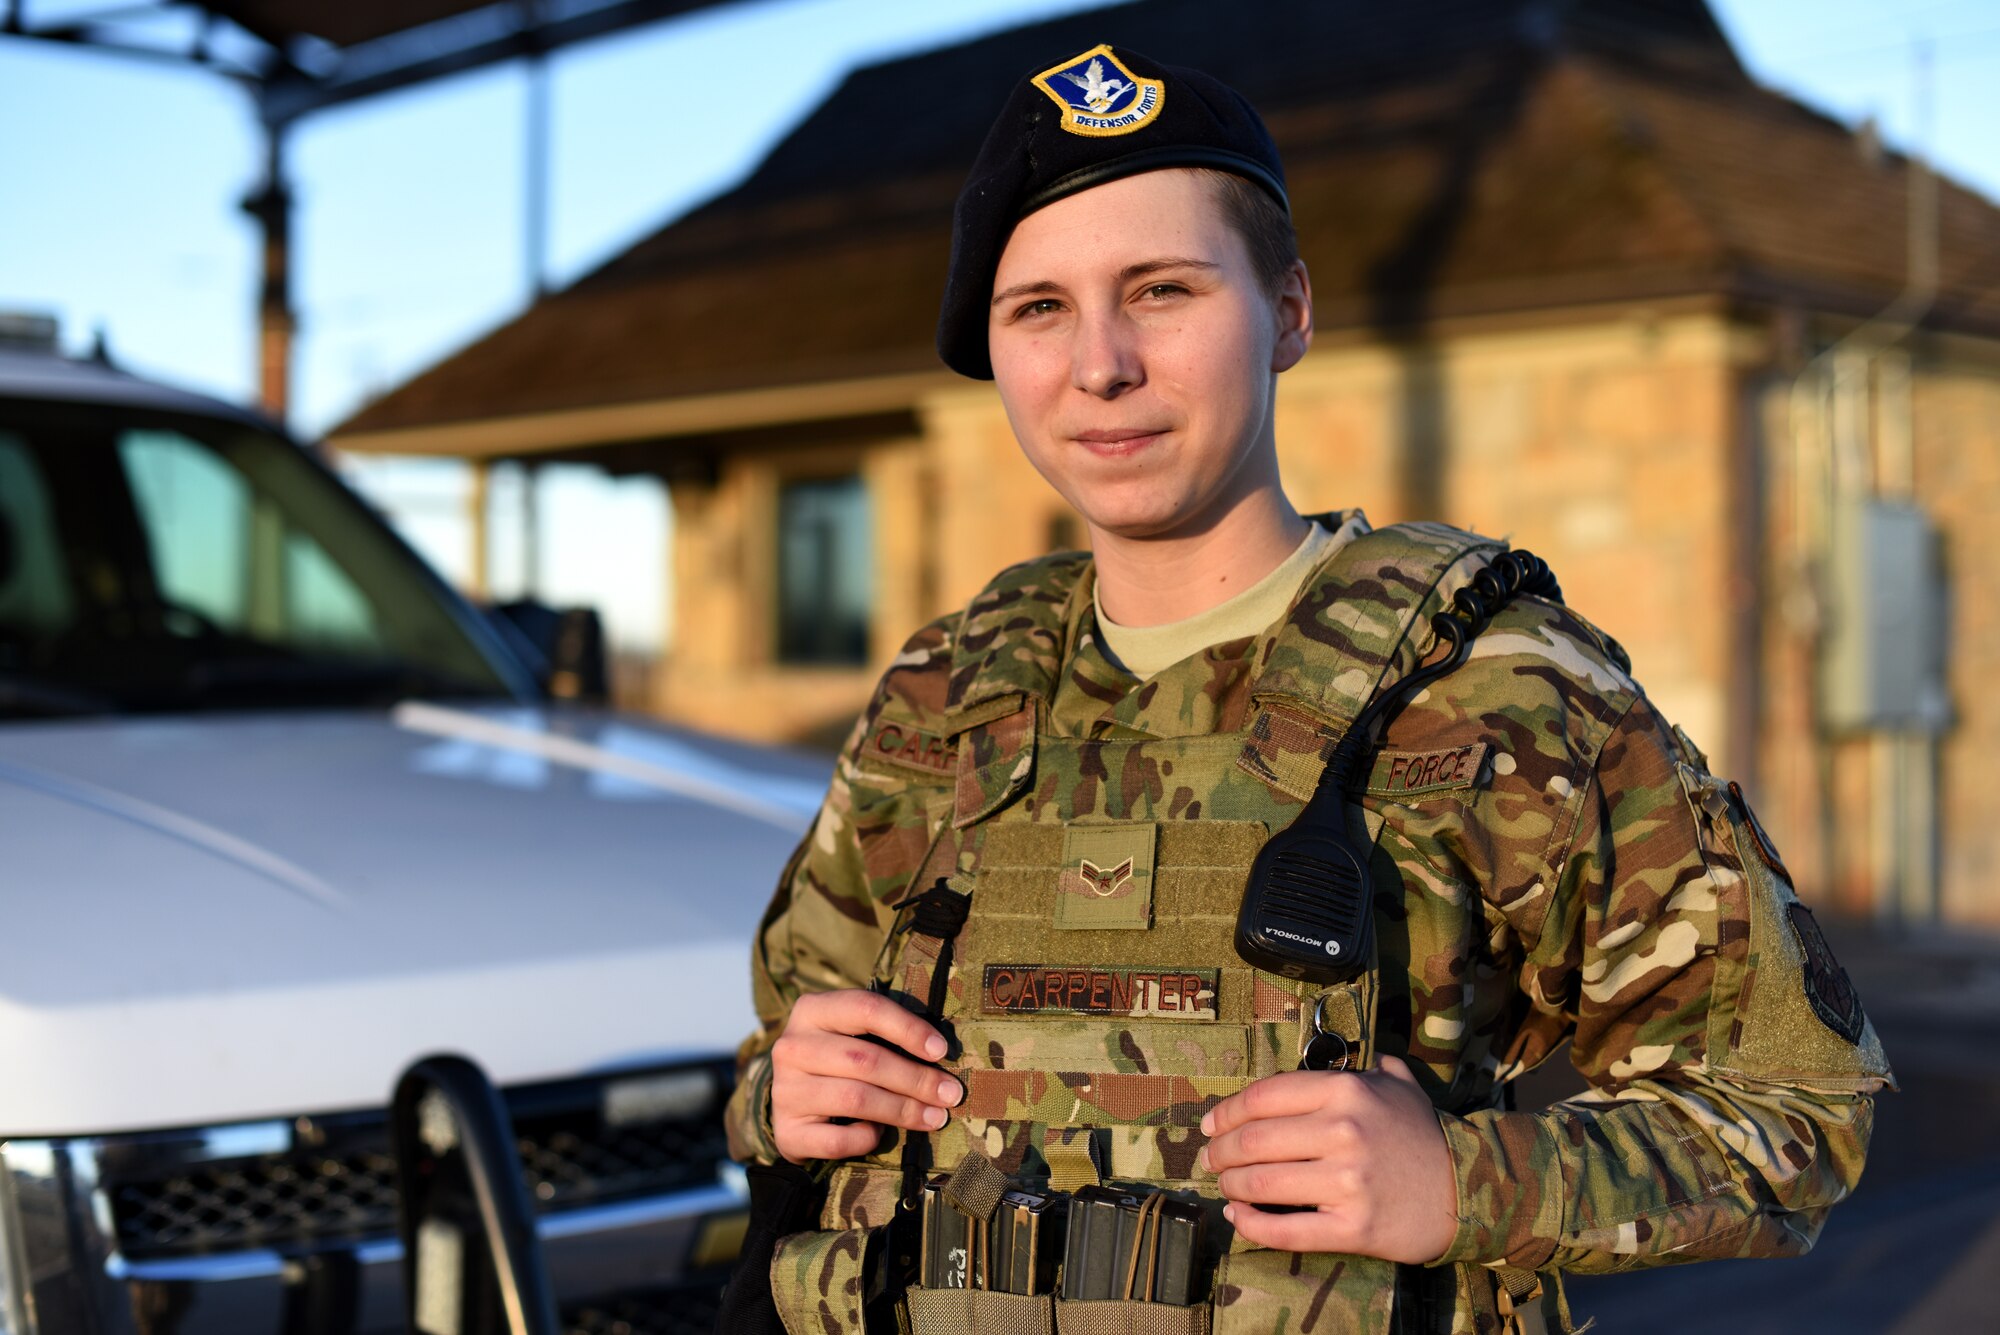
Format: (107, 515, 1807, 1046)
(1373, 1054, 1422, 1087)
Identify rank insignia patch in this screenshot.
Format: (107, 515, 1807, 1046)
(1031, 44, 1165, 137)
(1056, 822, 1157, 931)
(982, 965, 1218, 1019)
(1788, 902, 1866, 1043)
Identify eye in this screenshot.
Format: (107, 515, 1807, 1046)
(1014, 297, 1065, 320)
(1139, 282, 1188, 302)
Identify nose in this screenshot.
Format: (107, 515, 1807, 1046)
(1070, 304, 1143, 399)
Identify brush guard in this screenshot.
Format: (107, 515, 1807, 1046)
(390, 1055, 560, 1335)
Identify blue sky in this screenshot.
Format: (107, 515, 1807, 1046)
(4, 0, 1999, 652)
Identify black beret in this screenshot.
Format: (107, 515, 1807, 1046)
(936, 44, 1289, 380)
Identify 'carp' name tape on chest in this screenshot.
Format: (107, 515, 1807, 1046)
(866, 722, 954, 775)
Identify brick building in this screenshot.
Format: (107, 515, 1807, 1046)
(331, 0, 2000, 925)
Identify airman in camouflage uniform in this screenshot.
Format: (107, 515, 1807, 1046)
(724, 42, 1889, 1335)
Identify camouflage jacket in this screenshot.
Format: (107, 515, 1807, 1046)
(726, 510, 1891, 1327)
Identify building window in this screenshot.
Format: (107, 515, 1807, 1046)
(776, 474, 871, 666)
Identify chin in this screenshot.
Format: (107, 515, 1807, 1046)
(1072, 489, 1202, 540)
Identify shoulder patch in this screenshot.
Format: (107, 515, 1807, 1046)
(1788, 903, 1867, 1044)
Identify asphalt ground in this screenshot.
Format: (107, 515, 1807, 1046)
(1529, 917, 2000, 1333)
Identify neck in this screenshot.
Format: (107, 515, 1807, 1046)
(1089, 484, 1310, 628)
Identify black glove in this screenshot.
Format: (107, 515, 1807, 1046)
(715, 1159, 829, 1335)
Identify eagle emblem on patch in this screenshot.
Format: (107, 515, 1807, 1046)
(1031, 45, 1165, 137)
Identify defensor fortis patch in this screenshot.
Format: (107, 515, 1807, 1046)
(1031, 45, 1166, 137)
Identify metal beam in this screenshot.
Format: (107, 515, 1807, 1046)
(3, 3, 276, 79)
(523, 2, 550, 298)
(34, 2, 186, 30)
(254, 0, 730, 126)
(0, 1, 737, 125)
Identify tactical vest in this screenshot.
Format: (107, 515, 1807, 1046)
(771, 521, 1572, 1335)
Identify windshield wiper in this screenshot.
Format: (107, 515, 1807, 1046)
(183, 656, 510, 706)
(0, 672, 116, 719)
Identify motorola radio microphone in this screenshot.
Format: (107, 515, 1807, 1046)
(1235, 551, 1559, 985)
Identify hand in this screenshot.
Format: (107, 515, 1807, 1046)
(769, 988, 963, 1163)
(1198, 1056, 1458, 1264)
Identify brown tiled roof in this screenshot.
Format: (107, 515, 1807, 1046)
(334, 0, 2000, 444)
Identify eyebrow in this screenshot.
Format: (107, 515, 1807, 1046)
(989, 256, 1221, 308)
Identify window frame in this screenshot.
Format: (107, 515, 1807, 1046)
(770, 469, 873, 670)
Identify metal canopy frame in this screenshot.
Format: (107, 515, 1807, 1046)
(2, 0, 739, 422)
(3, 0, 730, 126)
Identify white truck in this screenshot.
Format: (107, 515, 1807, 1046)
(0, 317, 823, 1334)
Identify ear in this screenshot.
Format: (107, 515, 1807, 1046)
(1270, 258, 1314, 373)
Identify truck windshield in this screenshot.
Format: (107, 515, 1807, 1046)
(0, 400, 516, 717)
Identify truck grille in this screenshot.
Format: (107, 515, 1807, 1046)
(101, 1061, 734, 1261)
(563, 1285, 725, 1335)
(112, 1145, 403, 1257)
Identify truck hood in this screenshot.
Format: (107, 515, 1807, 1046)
(0, 704, 832, 1136)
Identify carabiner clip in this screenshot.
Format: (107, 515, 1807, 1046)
(1302, 993, 1355, 1072)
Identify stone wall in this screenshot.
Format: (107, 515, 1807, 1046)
(1271, 314, 1744, 775)
(1920, 350, 2000, 924)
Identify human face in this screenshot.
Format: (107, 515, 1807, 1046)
(986, 168, 1311, 539)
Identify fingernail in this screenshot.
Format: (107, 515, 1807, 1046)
(1197, 1147, 1210, 1172)
(924, 1034, 948, 1060)
(924, 1106, 947, 1129)
(1222, 1204, 1236, 1224)
(939, 1078, 963, 1106)
(1200, 1111, 1215, 1135)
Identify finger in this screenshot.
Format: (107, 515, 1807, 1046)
(1202, 1071, 1345, 1138)
(786, 1072, 950, 1133)
(1201, 1112, 1345, 1173)
(810, 990, 949, 1061)
(1223, 1202, 1352, 1254)
(789, 1032, 963, 1107)
(779, 1121, 882, 1163)
(1373, 1054, 1422, 1088)
(1214, 1161, 1332, 1207)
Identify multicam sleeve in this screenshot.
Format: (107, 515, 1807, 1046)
(720, 737, 859, 1166)
(1434, 693, 1893, 1274)
(722, 617, 961, 1166)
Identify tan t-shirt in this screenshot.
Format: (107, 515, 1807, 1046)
(1095, 521, 1338, 679)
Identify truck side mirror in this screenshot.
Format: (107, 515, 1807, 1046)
(487, 600, 611, 705)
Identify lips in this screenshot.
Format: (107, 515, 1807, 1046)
(1071, 427, 1168, 457)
